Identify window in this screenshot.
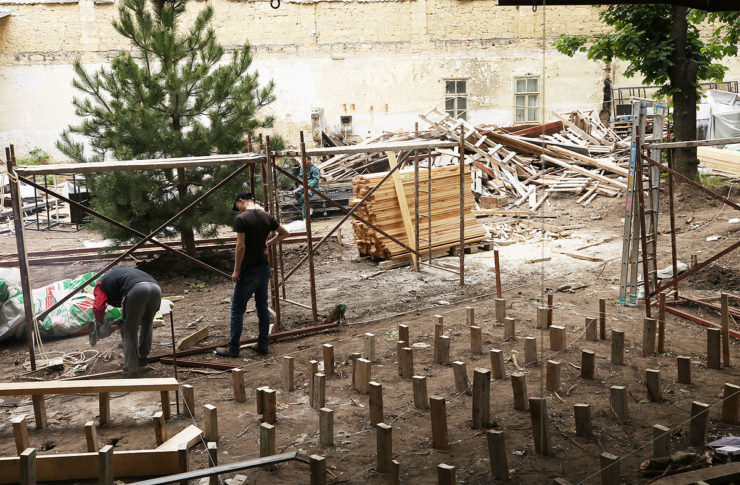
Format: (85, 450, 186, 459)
(515, 77, 539, 123)
(445, 80, 467, 121)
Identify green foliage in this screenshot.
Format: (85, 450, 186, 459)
(17, 148, 50, 166)
(56, 0, 276, 244)
(696, 173, 725, 188)
(553, 6, 740, 98)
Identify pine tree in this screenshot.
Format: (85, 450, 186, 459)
(57, 0, 276, 254)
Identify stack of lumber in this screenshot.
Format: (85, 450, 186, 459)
(697, 146, 740, 176)
(350, 165, 489, 260)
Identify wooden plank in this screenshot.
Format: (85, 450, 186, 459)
(547, 145, 629, 177)
(541, 155, 627, 190)
(176, 327, 209, 351)
(0, 378, 179, 396)
(387, 151, 417, 268)
(649, 461, 740, 485)
(156, 425, 204, 451)
(560, 252, 605, 262)
(645, 137, 740, 149)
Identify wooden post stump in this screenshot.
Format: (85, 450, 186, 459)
(160, 391, 171, 420)
(207, 442, 218, 485)
(574, 403, 592, 437)
(231, 368, 246, 403)
(390, 460, 400, 485)
(511, 373, 528, 411)
(12, 415, 30, 454)
(547, 294, 553, 328)
(529, 398, 551, 456)
(262, 389, 277, 424)
(282, 356, 294, 391)
(310, 455, 326, 485)
(707, 328, 721, 369)
(255, 386, 267, 415)
(599, 452, 620, 485)
(308, 360, 319, 406)
(313, 373, 326, 409)
(585, 317, 598, 341)
(181, 384, 195, 418)
(599, 298, 606, 340)
(356, 359, 371, 394)
(438, 336, 450, 365)
(203, 404, 218, 442)
(470, 326, 482, 355)
(495, 298, 506, 323)
(611, 330, 624, 365)
(320, 408, 334, 446)
(98, 445, 113, 485)
(581, 350, 595, 379)
(643, 318, 657, 356)
(397, 341, 405, 376)
(153, 411, 167, 446)
(722, 383, 739, 425)
(259, 422, 275, 457)
(413, 375, 429, 409)
(677, 356, 692, 384)
(364, 333, 376, 361)
(323, 344, 334, 376)
(376, 423, 392, 473)
(546, 360, 560, 392)
(487, 430, 509, 480)
(550, 326, 566, 351)
(369, 381, 384, 425)
(20, 448, 36, 485)
(452, 361, 469, 394)
(437, 464, 456, 485)
(537, 306, 549, 329)
(690, 401, 710, 447)
(652, 424, 670, 457)
(490, 349, 505, 379)
(434, 319, 444, 362)
(524, 337, 537, 364)
(398, 324, 410, 345)
(84, 421, 99, 453)
(466, 306, 475, 326)
(504, 317, 516, 340)
(401, 347, 414, 378)
(30, 394, 47, 428)
(645, 369, 662, 402)
(429, 396, 448, 449)
(472, 368, 491, 428)
(350, 353, 361, 388)
(721, 293, 731, 368)
(610, 386, 628, 422)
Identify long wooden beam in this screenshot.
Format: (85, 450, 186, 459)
(0, 378, 179, 396)
(279, 140, 457, 157)
(643, 136, 740, 150)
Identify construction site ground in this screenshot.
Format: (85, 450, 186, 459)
(0, 183, 738, 484)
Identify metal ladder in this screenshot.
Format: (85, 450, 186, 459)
(619, 101, 664, 306)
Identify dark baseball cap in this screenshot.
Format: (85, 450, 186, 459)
(232, 191, 254, 210)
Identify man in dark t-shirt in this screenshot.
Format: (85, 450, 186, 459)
(216, 192, 289, 357)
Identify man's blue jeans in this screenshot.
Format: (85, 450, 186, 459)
(228, 264, 272, 353)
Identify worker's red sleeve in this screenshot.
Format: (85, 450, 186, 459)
(92, 281, 108, 324)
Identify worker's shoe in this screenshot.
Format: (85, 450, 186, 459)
(88, 323, 99, 347)
(247, 344, 268, 355)
(215, 347, 240, 358)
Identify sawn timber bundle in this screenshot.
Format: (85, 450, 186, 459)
(350, 165, 489, 260)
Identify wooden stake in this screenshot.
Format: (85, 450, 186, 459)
(486, 430, 509, 480)
(721, 293, 731, 368)
(231, 368, 246, 403)
(310, 455, 326, 485)
(642, 317, 657, 356)
(599, 298, 606, 340)
(611, 330, 624, 366)
(364, 333, 376, 361)
(12, 415, 30, 454)
(98, 445, 113, 485)
(259, 422, 275, 457)
(610, 386, 628, 422)
(524, 337, 537, 364)
(320, 407, 334, 446)
(84, 420, 99, 453)
(652, 424, 670, 457)
(255, 386, 267, 415)
(207, 442, 218, 485)
(397, 341, 405, 376)
(529, 398, 551, 456)
(429, 396, 448, 449)
(495, 298, 506, 323)
(504, 317, 516, 340)
(350, 353, 361, 389)
(581, 350, 595, 379)
(398, 324, 410, 345)
(645, 369, 661, 402)
(470, 326, 482, 355)
(369, 381, 384, 425)
(536, 306, 548, 329)
(472, 368, 491, 428)
(433, 316, 444, 362)
(677, 356, 692, 384)
(511, 373, 528, 411)
(722, 383, 740, 425)
(585, 317, 597, 342)
(547, 294, 553, 328)
(658, 293, 666, 353)
(412, 375, 429, 409)
(161, 391, 171, 420)
(546, 360, 560, 392)
(390, 460, 400, 485)
(573, 403, 592, 437)
(308, 360, 319, 406)
(282, 356, 294, 391)
(401, 347, 414, 378)
(466, 306, 475, 326)
(707, 328, 721, 369)
(181, 384, 195, 418)
(437, 463, 456, 485)
(452, 361, 470, 394)
(20, 448, 36, 485)
(177, 442, 188, 485)
(490, 349, 505, 379)
(313, 373, 326, 409)
(153, 411, 167, 446)
(263, 389, 277, 424)
(549, 326, 566, 351)
(322, 344, 334, 376)
(30, 395, 47, 430)
(203, 404, 218, 442)
(599, 452, 619, 485)
(376, 423, 392, 473)
(356, 358, 371, 394)
(438, 336, 450, 365)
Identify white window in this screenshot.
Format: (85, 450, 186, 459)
(515, 77, 539, 123)
(445, 79, 467, 121)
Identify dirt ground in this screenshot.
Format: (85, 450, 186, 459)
(0, 182, 738, 484)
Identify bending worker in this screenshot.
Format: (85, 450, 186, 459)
(91, 267, 162, 378)
(217, 192, 289, 358)
(292, 157, 320, 219)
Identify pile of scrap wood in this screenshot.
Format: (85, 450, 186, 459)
(350, 164, 489, 260)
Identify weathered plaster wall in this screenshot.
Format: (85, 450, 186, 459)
(0, 0, 737, 159)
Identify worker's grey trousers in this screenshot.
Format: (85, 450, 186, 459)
(120, 282, 161, 374)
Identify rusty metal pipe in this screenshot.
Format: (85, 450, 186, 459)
(300, 131, 319, 321)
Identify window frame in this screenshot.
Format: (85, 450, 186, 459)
(444, 79, 468, 121)
(514, 76, 540, 124)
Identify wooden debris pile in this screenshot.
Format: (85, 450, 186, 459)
(350, 165, 489, 260)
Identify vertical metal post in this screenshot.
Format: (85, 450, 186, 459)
(6, 145, 37, 371)
(300, 132, 319, 321)
(458, 128, 465, 287)
(414, 149, 420, 271)
(248, 134, 255, 195)
(269, 148, 286, 299)
(168, 311, 180, 415)
(494, 249, 502, 298)
(33, 175, 40, 230)
(635, 138, 652, 318)
(666, 129, 679, 301)
(264, 137, 281, 330)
